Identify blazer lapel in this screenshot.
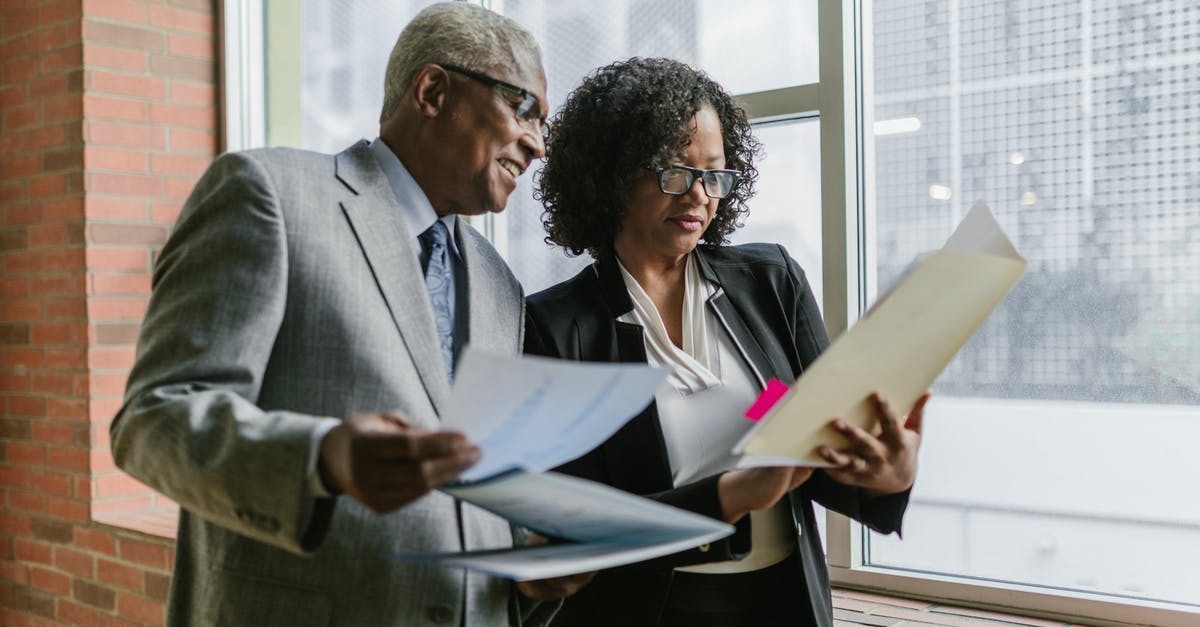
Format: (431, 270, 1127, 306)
(334, 141, 451, 413)
(456, 221, 509, 356)
(694, 247, 783, 388)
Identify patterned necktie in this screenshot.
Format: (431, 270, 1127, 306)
(419, 221, 454, 379)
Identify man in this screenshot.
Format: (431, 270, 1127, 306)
(111, 4, 583, 625)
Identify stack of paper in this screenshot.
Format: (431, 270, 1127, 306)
(388, 349, 734, 580)
(734, 201, 1027, 465)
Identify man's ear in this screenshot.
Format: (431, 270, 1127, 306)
(411, 64, 449, 118)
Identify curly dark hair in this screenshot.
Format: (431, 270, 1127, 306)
(536, 57, 761, 258)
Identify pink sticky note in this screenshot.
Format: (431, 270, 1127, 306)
(743, 378, 790, 422)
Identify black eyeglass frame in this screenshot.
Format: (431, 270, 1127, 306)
(439, 63, 549, 139)
(649, 164, 743, 199)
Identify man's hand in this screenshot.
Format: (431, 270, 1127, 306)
(816, 391, 928, 497)
(515, 572, 596, 601)
(514, 534, 595, 601)
(318, 411, 480, 513)
(717, 466, 814, 524)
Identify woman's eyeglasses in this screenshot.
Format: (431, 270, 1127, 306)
(650, 165, 741, 199)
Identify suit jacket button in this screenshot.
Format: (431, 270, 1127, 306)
(428, 604, 455, 624)
(698, 543, 710, 553)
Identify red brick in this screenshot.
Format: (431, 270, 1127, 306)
(55, 546, 95, 578)
(169, 80, 214, 106)
(3, 154, 41, 178)
(39, 44, 82, 74)
(151, 152, 208, 176)
(83, 20, 163, 51)
(41, 247, 86, 271)
(3, 104, 40, 132)
(8, 491, 46, 513)
(119, 536, 168, 570)
(75, 527, 118, 556)
(3, 7, 39, 37)
(32, 469, 73, 496)
(86, 296, 145, 319)
(45, 298, 86, 320)
(83, 0, 149, 24)
(90, 447, 118, 473)
(117, 591, 164, 624)
(143, 570, 170, 600)
(150, 200, 182, 223)
(28, 174, 66, 199)
(91, 270, 151, 295)
(88, 344, 137, 368)
(150, 102, 213, 129)
(43, 93, 84, 123)
(1, 347, 42, 368)
(0, 557, 30, 584)
(97, 557, 143, 592)
(27, 23, 73, 53)
(28, 223, 67, 246)
(40, 196, 85, 221)
(31, 274, 85, 297)
(47, 496, 89, 522)
(7, 442, 46, 465)
(90, 398, 123, 424)
(1, 511, 35, 535)
(29, 74, 69, 101)
(87, 247, 149, 271)
(150, 52, 214, 81)
(47, 446, 90, 472)
(5, 203, 42, 225)
(96, 472, 150, 497)
(86, 172, 163, 196)
(86, 120, 164, 149)
(3, 56, 40, 82)
(83, 95, 148, 123)
(91, 318, 139, 342)
(88, 70, 167, 100)
(88, 223, 165, 246)
(82, 42, 146, 72)
(32, 372, 73, 395)
(165, 177, 196, 200)
(85, 146, 147, 172)
(40, 0, 80, 24)
(27, 125, 68, 150)
(93, 494, 154, 516)
(28, 566, 70, 596)
(2, 300, 41, 322)
(57, 599, 101, 627)
(74, 474, 92, 497)
(167, 32, 212, 59)
(73, 577, 116, 610)
(14, 539, 54, 566)
(30, 420, 76, 445)
(7, 396, 43, 417)
(0, 276, 30, 297)
(85, 196, 146, 220)
(0, 372, 32, 392)
(148, 6, 213, 35)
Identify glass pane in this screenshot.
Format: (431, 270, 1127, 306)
(499, 0, 818, 292)
(869, 1, 1200, 607)
(289, 0, 443, 152)
(732, 118, 822, 305)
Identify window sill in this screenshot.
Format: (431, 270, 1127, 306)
(832, 589, 1085, 627)
(94, 500, 179, 540)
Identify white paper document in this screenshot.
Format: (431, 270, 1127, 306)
(441, 348, 669, 482)
(734, 201, 1027, 465)
(390, 470, 734, 580)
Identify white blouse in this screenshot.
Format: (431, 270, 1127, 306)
(617, 255, 794, 574)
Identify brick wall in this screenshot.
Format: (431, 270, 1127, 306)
(1, 1, 215, 624)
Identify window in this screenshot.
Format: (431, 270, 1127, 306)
(829, 1, 1200, 622)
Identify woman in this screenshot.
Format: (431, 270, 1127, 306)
(525, 58, 927, 627)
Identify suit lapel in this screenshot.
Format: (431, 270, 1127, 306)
(457, 222, 506, 355)
(334, 141, 451, 414)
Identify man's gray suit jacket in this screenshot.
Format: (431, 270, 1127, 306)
(111, 140, 536, 626)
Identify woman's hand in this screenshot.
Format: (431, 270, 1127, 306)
(816, 391, 928, 497)
(717, 466, 814, 523)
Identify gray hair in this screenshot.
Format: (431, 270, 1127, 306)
(379, 2, 542, 123)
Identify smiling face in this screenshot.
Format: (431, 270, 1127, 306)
(432, 55, 548, 216)
(614, 105, 725, 267)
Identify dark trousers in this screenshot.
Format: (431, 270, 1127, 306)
(658, 555, 815, 627)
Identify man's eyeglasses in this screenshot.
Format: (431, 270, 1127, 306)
(440, 64, 549, 141)
(650, 165, 741, 199)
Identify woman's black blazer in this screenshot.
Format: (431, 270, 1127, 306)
(524, 243, 911, 627)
